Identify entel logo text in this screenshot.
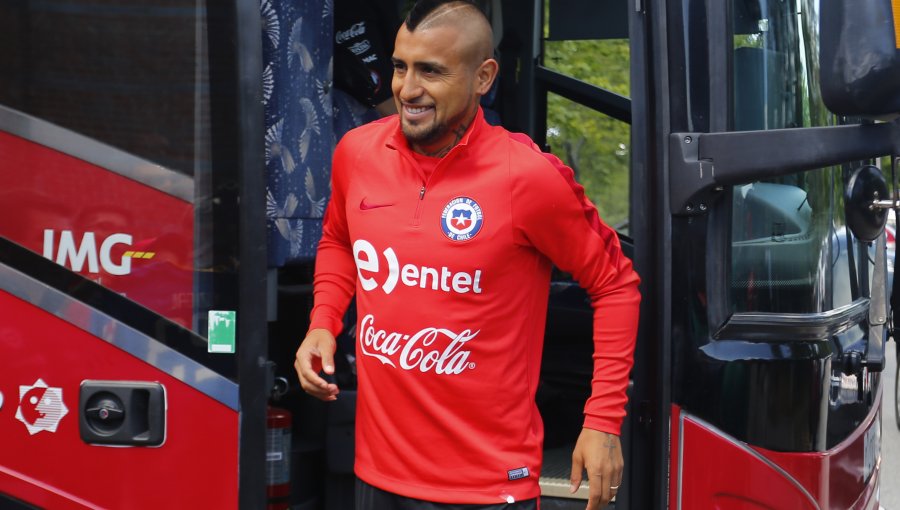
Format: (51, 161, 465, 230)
(353, 239, 484, 295)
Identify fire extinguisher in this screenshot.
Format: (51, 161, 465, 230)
(266, 405, 292, 510)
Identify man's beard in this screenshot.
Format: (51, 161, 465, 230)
(401, 118, 447, 147)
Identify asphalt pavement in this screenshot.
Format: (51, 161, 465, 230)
(883, 339, 898, 509)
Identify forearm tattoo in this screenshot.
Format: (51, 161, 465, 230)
(604, 436, 618, 460)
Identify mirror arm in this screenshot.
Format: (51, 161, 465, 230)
(863, 232, 887, 373)
(669, 120, 900, 215)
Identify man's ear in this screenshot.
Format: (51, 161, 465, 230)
(475, 58, 499, 95)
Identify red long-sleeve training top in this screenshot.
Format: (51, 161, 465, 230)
(309, 108, 641, 504)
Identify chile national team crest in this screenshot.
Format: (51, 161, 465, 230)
(441, 197, 484, 241)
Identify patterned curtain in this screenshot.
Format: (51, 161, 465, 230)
(262, 0, 333, 265)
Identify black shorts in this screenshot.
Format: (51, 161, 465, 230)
(355, 478, 539, 510)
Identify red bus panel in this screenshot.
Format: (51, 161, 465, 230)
(672, 404, 880, 510)
(0, 128, 194, 328)
(0, 289, 238, 509)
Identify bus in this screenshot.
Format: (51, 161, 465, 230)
(0, 0, 897, 508)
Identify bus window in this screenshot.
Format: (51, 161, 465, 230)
(543, 2, 630, 93)
(0, 3, 211, 176)
(0, 1, 240, 336)
(542, 0, 631, 235)
(729, 0, 867, 313)
(546, 92, 631, 233)
(730, 172, 837, 313)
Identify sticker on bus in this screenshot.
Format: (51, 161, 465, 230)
(863, 411, 880, 483)
(208, 310, 237, 354)
(15, 379, 69, 435)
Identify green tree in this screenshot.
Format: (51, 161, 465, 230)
(544, 38, 631, 231)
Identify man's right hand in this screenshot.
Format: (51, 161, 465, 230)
(295, 328, 340, 401)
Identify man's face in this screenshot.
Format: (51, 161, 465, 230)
(391, 24, 479, 153)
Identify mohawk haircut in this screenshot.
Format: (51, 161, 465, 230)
(404, 0, 486, 31)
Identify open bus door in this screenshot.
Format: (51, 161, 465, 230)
(659, 0, 899, 507)
(260, 1, 657, 508)
(0, 1, 267, 508)
(507, 0, 899, 508)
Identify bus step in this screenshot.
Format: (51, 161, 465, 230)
(540, 446, 589, 500)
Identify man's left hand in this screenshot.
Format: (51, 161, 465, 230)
(569, 428, 624, 510)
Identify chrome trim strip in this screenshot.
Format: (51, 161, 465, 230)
(717, 299, 869, 341)
(0, 263, 237, 410)
(0, 104, 193, 203)
(677, 412, 683, 510)
(681, 412, 821, 510)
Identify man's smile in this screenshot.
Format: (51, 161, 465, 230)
(403, 104, 435, 121)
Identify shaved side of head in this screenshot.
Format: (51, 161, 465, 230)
(404, 1, 494, 66)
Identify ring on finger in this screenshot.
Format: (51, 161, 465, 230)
(610, 485, 620, 490)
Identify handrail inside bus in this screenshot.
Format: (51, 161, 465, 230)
(535, 66, 632, 124)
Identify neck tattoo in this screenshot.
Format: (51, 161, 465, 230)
(424, 120, 471, 158)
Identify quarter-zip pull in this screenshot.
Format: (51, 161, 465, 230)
(412, 185, 427, 227)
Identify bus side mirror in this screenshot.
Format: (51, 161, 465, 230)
(846, 165, 889, 242)
(820, 0, 900, 118)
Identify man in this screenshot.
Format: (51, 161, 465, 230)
(295, 1, 641, 509)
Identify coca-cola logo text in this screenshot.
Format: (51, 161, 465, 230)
(359, 314, 477, 375)
(336, 22, 366, 44)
